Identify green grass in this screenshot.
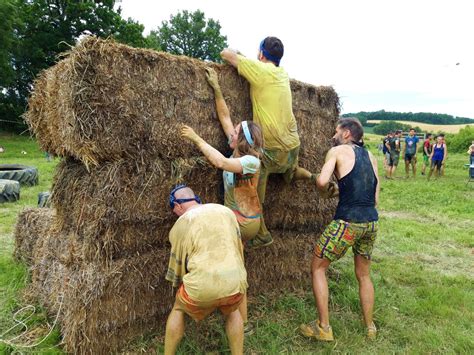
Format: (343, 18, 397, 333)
(0, 133, 61, 353)
(1, 133, 473, 353)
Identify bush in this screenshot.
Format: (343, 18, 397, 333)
(373, 121, 422, 135)
(445, 126, 474, 153)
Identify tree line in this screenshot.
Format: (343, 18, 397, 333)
(0, 0, 227, 132)
(342, 110, 474, 126)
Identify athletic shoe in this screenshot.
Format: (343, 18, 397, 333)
(367, 322, 377, 340)
(300, 320, 334, 341)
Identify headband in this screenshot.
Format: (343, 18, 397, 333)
(241, 121, 254, 146)
(169, 184, 202, 209)
(259, 39, 281, 66)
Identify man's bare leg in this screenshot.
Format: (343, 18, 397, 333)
(354, 255, 374, 327)
(311, 255, 332, 327)
(225, 309, 244, 355)
(164, 307, 185, 355)
(238, 294, 248, 324)
(405, 160, 410, 178)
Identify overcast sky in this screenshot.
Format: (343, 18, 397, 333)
(119, 0, 474, 119)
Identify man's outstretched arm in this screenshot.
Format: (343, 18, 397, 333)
(220, 48, 240, 68)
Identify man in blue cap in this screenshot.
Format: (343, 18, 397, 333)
(220, 37, 314, 248)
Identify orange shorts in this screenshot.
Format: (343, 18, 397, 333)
(174, 284, 244, 321)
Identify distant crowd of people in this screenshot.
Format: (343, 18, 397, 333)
(381, 128, 447, 180)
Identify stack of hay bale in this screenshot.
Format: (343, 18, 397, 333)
(15, 37, 339, 353)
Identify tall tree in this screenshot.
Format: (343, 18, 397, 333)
(1, 0, 148, 132)
(150, 10, 227, 62)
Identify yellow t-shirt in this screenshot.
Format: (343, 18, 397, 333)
(166, 204, 248, 302)
(237, 56, 300, 151)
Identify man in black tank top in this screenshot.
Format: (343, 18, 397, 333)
(300, 118, 380, 342)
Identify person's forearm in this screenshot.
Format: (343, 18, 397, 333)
(194, 136, 227, 169)
(210, 85, 234, 136)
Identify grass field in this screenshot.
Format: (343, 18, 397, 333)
(367, 120, 474, 134)
(1, 133, 473, 354)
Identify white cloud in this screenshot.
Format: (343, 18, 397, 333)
(119, 0, 474, 118)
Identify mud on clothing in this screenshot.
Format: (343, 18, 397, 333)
(405, 135, 419, 155)
(166, 204, 248, 303)
(431, 143, 445, 169)
(314, 220, 378, 261)
(223, 155, 262, 240)
(257, 146, 300, 203)
(389, 136, 401, 166)
(315, 145, 378, 262)
(174, 284, 244, 321)
(237, 56, 300, 152)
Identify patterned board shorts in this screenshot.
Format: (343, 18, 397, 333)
(174, 284, 244, 321)
(314, 220, 378, 262)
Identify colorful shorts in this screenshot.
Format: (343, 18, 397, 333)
(257, 146, 300, 203)
(314, 219, 378, 262)
(174, 284, 244, 321)
(423, 155, 429, 164)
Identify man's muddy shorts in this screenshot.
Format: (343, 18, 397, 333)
(174, 284, 244, 321)
(258, 146, 300, 202)
(405, 153, 417, 163)
(314, 220, 378, 262)
(389, 152, 400, 167)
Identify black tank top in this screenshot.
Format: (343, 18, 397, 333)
(334, 145, 378, 222)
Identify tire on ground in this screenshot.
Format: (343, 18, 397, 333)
(0, 179, 20, 203)
(0, 164, 39, 186)
(38, 191, 51, 208)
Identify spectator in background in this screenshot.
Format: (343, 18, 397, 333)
(421, 133, 432, 175)
(468, 140, 474, 165)
(382, 132, 393, 172)
(402, 128, 419, 178)
(440, 135, 448, 176)
(386, 130, 401, 179)
(428, 134, 447, 180)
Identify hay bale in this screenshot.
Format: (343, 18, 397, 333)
(26, 37, 339, 169)
(31, 236, 173, 353)
(29, 223, 319, 353)
(14, 208, 55, 265)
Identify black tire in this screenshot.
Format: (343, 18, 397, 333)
(0, 164, 39, 186)
(38, 191, 51, 208)
(0, 179, 20, 203)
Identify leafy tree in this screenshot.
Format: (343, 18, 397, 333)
(445, 126, 474, 154)
(373, 121, 422, 135)
(0, 0, 17, 88)
(343, 110, 474, 125)
(150, 10, 228, 62)
(0, 0, 149, 132)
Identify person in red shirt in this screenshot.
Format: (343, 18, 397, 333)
(421, 133, 432, 175)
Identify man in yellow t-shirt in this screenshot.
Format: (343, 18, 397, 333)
(164, 185, 247, 355)
(221, 37, 314, 248)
